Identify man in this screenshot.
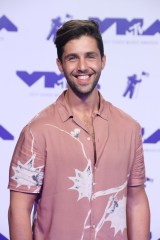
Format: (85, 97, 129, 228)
(8, 20, 150, 240)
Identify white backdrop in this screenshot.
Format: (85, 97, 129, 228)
(0, 0, 160, 239)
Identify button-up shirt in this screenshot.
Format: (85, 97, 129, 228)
(8, 91, 146, 240)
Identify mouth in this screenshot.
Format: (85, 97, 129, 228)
(74, 72, 94, 80)
(76, 74, 91, 80)
(74, 74, 93, 85)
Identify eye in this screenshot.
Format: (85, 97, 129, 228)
(87, 53, 96, 59)
(67, 55, 78, 61)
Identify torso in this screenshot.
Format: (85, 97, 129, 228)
(9, 92, 144, 240)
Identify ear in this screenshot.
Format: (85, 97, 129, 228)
(56, 58, 63, 73)
(101, 55, 106, 70)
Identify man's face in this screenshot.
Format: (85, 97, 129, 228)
(57, 36, 106, 97)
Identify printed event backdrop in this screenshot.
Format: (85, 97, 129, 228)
(0, 0, 160, 239)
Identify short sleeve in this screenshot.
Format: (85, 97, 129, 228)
(128, 124, 146, 186)
(8, 124, 45, 193)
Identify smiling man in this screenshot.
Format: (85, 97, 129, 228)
(8, 20, 150, 240)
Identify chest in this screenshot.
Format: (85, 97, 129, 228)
(43, 119, 134, 183)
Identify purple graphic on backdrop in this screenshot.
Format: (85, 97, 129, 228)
(123, 74, 142, 99)
(123, 72, 149, 99)
(16, 71, 64, 88)
(142, 128, 160, 144)
(0, 234, 8, 240)
(144, 177, 154, 188)
(0, 125, 14, 140)
(146, 177, 154, 184)
(46, 16, 160, 39)
(89, 18, 160, 36)
(143, 129, 160, 144)
(47, 14, 72, 41)
(0, 15, 18, 32)
(150, 232, 160, 240)
(17, 71, 101, 90)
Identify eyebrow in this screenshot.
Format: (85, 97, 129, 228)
(64, 51, 99, 60)
(86, 51, 98, 56)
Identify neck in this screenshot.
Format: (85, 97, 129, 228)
(65, 89, 100, 117)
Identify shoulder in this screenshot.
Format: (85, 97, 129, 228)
(20, 92, 67, 137)
(16, 103, 55, 143)
(27, 91, 66, 129)
(27, 103, 56, 127)
(18, 100, 60, 141)
(104, 100, 141, 132)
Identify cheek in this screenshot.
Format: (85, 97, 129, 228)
(63, 63, 77, 73)
(91, 62, 103, 71)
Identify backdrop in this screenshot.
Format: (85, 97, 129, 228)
(0, 0, 160, 239)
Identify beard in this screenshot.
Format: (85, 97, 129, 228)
(64, 72, 101, 98)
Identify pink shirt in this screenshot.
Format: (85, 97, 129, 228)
(8, 91, 146, 240)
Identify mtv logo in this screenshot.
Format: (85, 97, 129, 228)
(0, 125, 14, 140)
(89, 17, 160, 36)
(0, 15, 18, 32)
(16, 71, 64, 88)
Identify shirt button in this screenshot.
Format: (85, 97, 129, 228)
(92, 194, 96, 200)
(87, 137, 91, 141)
(92, 225, 96, 229)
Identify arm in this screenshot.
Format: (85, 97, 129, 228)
(8, 190, 37, 240)
(127, 185, 150, 240)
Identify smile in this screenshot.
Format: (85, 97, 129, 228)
(74, 73, 93, 79)
(77, 75, 90, 80)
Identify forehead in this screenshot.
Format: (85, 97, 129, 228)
(63, 36, 99, 54)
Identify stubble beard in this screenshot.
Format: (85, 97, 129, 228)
(65, 73, 101, 99)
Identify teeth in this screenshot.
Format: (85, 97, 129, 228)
(77, 75, 89, 80)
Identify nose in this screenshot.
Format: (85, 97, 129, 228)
(77, 58, 87, 72)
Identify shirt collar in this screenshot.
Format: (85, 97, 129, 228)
(96, 92, 109, 121)
(57, 90, 109, 122)
(57, 91, 73, 122)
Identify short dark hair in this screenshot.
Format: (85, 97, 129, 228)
(54, 19, 104, 61)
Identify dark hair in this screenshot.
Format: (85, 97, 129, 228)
(54, 19, 104, 61)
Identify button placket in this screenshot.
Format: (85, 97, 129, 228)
(90, 163, 97, 239)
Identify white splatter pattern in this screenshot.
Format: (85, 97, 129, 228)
(69, 160, 93, 201)
(11, 130, 44, 193)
